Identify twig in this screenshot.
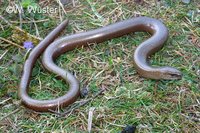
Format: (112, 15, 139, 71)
(0, 98, 12, 105)
(0, 49, 9, 61)
(0, 15, 42, 45)
(16, 3, 23, 28)
(0, 15, 12, 26)
(72, 0, 76, 7)
(0, 37, 24, 49)
(32, 18, 41, 37)
(10, 19, 49, 24)
(181, 113, 200, 122)
(13, 26, 43, 41)
(0, 107, 21, 121)
(0, 22, 4, 31)
(57, 0, 67, 15)
(49, 89, 104, 116)
(88, 107, 95, 133)
(86, 0, 104, 22)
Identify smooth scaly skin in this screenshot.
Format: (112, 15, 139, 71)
(19, 20, 80, 111)
(19, 17, 182, 112)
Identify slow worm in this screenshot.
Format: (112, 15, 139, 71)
(19, 17, 182, 112)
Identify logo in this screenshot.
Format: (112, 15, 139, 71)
(6, 5, 22, 14)
(6, 5, 58, 14)
(27, 6, 58, 14)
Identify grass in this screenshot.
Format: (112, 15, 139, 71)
(0, 0, 199, 132)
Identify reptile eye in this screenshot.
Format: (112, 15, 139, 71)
(169, 73, 182, 79)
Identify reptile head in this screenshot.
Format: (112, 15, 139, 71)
(160, 67, 182, 80)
